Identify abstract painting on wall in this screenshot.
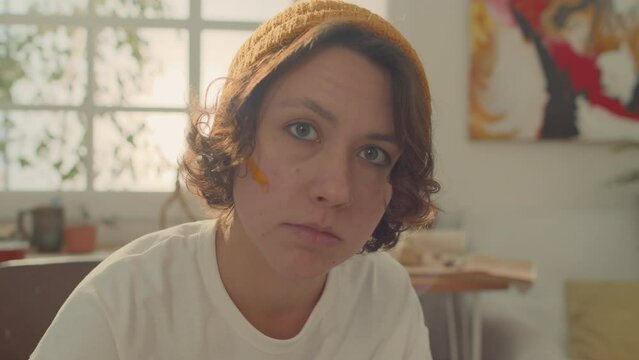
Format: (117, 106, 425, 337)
(470, 0, 639, 141)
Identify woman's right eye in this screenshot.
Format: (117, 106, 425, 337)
(286, 122, 319, 141)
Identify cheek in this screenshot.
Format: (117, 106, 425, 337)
(235, 156, 301, 212)
(247, 157, 270, 190)
(352, 179, 393, 227)
(233, 157, 280, 209)
(232, 170, 264, 219)
(361, 169, 392, 203)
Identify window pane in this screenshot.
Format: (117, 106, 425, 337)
(3, 0, 88, 15)
(1, 25, 87, 105)
(202, 0, 291, 22)
(95, 0, 188, 19)
(200, 29, 251, 104)
(94, 28, 188, 108)
(1, 111, 87, 191)
(93, 112, 186, 191)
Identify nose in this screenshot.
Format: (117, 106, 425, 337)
(308, 153, 352, 208)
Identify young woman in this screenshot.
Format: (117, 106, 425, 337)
(32, 1, 439, 359)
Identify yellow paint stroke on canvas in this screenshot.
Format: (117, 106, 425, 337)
(247, 157, 269, 191)
(469, 0, 514, 140)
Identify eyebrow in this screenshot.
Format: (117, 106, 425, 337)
(367, 132, 398, 146)
(281, 97, 338, 124)
(280, 97, 399, 146)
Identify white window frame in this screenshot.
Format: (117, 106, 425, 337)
(0, 0, 287, 221)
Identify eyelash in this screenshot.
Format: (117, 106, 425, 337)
(285, 121, 391, 167)
(359, 146, 390, 166)
(287, 121, 319, 141)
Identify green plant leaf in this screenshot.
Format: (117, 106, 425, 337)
(16, 34, 35, 52)
(0, 57, 26, 102)
(36, 141, 49, 156)
(18, 158, 31, 168)
(612, 169, 639, 185)
(62, 164, 79, 182)
(609, 140, 639, 185)
(2, 116, 14, 129)
(127, 160, 136, 180)
(0, 89, 10, 103)
(610, 140, 639, 153)
(49, 69, 64, 81)
(53, 160, 63, 171)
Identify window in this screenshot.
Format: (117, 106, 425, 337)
(0, 0, 292, 193)
(0, 0, 386, 222)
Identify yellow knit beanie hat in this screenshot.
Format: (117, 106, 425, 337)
(221, 0, 431, 116)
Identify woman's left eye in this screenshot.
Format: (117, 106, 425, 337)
(287, 122, 319, 141)
(359, 146, 390, 166)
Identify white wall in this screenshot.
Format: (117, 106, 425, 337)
(386, 0, 639, 358)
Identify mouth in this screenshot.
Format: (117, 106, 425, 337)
(285, 223, 341, 248)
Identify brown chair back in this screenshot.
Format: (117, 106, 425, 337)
(0, 259, 100, 360)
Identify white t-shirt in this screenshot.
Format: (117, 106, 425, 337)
(31, 220, 432, 360)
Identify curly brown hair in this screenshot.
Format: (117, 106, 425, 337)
(180, 23, 440, 252)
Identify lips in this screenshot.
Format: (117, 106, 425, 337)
(286, 223, 341, 247)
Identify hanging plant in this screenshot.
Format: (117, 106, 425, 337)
(610, 140, 639, 186)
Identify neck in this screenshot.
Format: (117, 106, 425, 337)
(215, 215, 327, 339)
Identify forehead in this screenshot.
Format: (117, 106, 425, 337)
(260, 46, 394, 131)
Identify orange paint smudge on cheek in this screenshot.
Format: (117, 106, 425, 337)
(247, 157, 270, 191)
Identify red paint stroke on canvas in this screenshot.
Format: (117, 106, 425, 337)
(549, 40, 639, 121)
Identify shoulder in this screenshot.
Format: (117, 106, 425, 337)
(78, 219, 217, 295)
(342, 251, 411, 284)
(96, 220, 214, 268)
(331, 251, 423, 342)
(105, 220, 214, 260)
(338, 251, 414, 302)
(32, 221, 219, 359)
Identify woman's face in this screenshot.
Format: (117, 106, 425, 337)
(232, 46, 397, 280)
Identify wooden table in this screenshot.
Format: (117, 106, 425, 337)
(411, 272, 514, 293)
(406, 260, 535, 360)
